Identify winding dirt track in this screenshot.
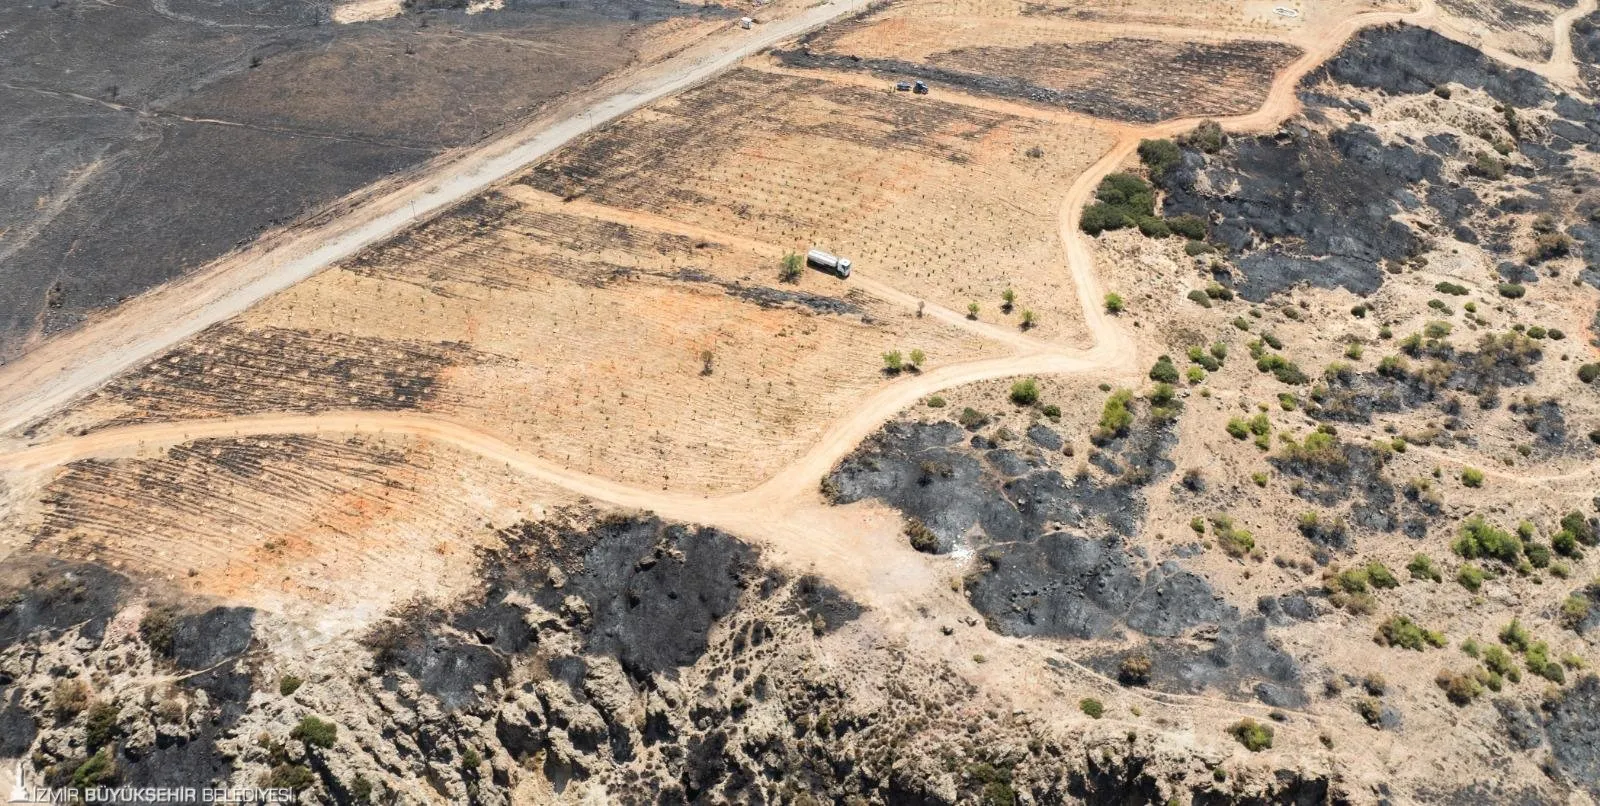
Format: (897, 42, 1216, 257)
(3, 0, 1596, 571)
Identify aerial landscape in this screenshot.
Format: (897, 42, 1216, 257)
(2, 0, 1600, 802)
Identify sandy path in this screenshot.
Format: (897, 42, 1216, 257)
(0, 0, 876, 438)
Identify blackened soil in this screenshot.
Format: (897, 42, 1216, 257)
(966, 534, 1230, 639)
(1576, 13, 1600, 95)
(1541, 674, 1600, 798)
(827, 418, 1172, 551)
(775, 37, 1301, 123)
(377, 514, 860, 709)
(1158, 125, 1438, 301)
(1086, 617, 1307, 707)
(28, 323, 498, 434)
(0, 554, 127, 650)
(827, 414, 1303, 705)
(169, 607, 259, 713)
(1309, 24, 1556, 109)
(1309, 333, 1543, 426)
(539, 518, 763, 676)
(0, 0, 724, 361)
(0, 688, 38, 757)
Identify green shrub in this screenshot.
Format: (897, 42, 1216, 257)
(882, 350, 904, 373)
(1408, 553, 1442, 582)
(1228, 718, 1274, 752)
(1041, 404, 1061, 420)
(1104, 293, 1125, 313)
(1081, 202, 1132, 235)
(1181, 120, 1226, 153)
(1148, 356, 1180, 384)
(349, 775, 373, 804)
(1498, 283, 1526, 299)
(291, 716, 338, 749)
(1375, 615, 1446, 650)
(1137, 216, 1171, 238)
(1082, 173, 1157, 237)
(1366, 562, 1400, 589)
(1579, 363, 1600, 384)
(1499, 619, 1531, 653)
(1094, 389, 1134, 441)
(1436, 669, 1485, 705)
(904, 518, 939, 553)
(1561, 594, 1591, 630)
(1461, 467, 1485, 488)
(1137, 138, 1182, 175)
(267, 764, 316, 792)
(1187, 289, 1212, 308)
(72, 749, 117, 790)
(278, 675, 303, 697)
(1453, 515, 1520, 563)
(1210, 514, 1255, 558)
(1457, 564, 1486, 592)
(1079, 698, 1105, 719)
(1167, 214, 1207, 241)
(1470, 153, 1506, 180)
(84, 702, 120, 750)
(1482, 645, 1520, 681)
(1009, 378, 1041, 406)
(1184, 239, 1215, 256)
(926, 396, 946, 408)
(1526, 642, 1565, 683)
(779, 251, 803, 283)
(139, 608, 178, 658)
(1434, 281, 1469, 295)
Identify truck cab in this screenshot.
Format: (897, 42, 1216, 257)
(836, 258, 851, 278)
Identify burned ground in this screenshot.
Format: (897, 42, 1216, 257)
(1575, 12, 1600, 94)
(1438, 0, 1576, 60)
(523, 67, 1018, 206)
(22, 434, 415, 581)
(1154, 23, 1600, 302)
(29, 323, 495, 435)
(826, 410, 1305, 705)
(775, 37, 1302, 123)
(1156, 124, 1440, 301)
(0, 0, 724, 361)
(1538, 674, 1600, 798)
(0, 555, 127, 649)
(1312, 23, 1560, 107)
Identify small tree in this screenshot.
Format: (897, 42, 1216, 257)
(967, 302, 979, 320)
(882, 350, 904, 373)
(908, 349, 926, 369)
(291, 716, 338, 749)
(1228, 718, 1274, 752)
(1001, 288, 1016, 312)
(780, 251, 803, 283)
(1019, 309, 1036, 330)
(1104, 293, 1125, 314)
(1009, 378, 1041, 405)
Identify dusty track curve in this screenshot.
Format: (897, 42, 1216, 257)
(5, 0, 1596, 565)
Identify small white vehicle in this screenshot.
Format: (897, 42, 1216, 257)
(806, 248, 852, 278)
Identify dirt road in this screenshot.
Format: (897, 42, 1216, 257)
(0, 0, 876, 437)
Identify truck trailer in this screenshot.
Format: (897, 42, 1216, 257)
(805, 248, 852, 278)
